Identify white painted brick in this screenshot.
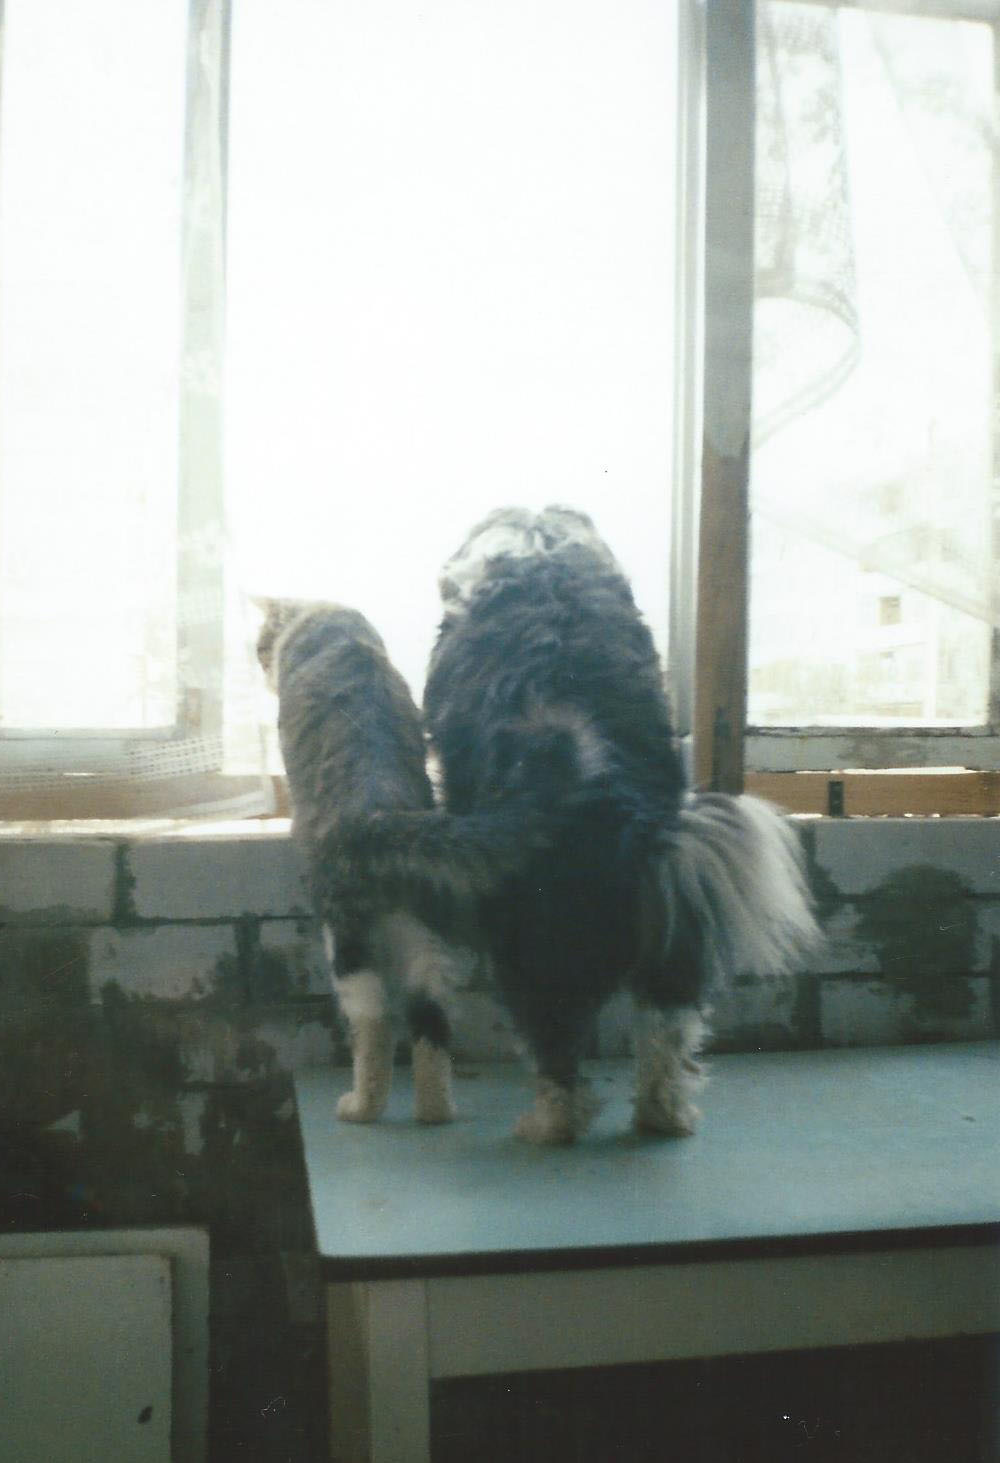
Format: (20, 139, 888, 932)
(179, 1007, 339, 1083)
(820, 979, 910, 1047)
(812, 907, 881, 975)
(821, 976, 994, 1046)
(89, 925, 237, 1002)
(128, 836, 309, 920)
(975, 903, 1000, 965)
(814, 818, 1000, 895)
(242, 1012, 339, 1075)
(254, 920, 330, 1000)
(710, 976, 804, 1048)
(0, 840, 116, 923)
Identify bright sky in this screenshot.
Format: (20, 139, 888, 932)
(225, 0, 678, 697)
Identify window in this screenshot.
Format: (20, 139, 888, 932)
(0, 0, 995, 818)
(687, 0, 999, 815)
(225, 0, 681, 700)
(0, 0, 262, 819)
(740, 0, 1000, 811)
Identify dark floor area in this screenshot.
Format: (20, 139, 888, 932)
(433, 1334, 1000, 1463)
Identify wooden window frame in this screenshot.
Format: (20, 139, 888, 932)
(687, 0, 1000, 816)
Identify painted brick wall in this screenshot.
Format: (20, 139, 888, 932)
(1, 816, 997, 1461)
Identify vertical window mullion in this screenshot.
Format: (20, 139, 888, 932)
(667, 0, 705, 756)
(990, 18, 1000, 729)
(694, 0, 756, 792)
(175, 0, 229, 749)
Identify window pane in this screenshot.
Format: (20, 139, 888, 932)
(0, 0, 187, 730)
(749, 5, 993, 729)
(226, 0, 678, 697)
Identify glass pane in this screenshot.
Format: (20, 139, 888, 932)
(0, 0, 187, 730)
(749, 4, 993, 728)
(226, 0, 678, 698)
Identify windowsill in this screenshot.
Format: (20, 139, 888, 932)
(0, 817, 294, 841)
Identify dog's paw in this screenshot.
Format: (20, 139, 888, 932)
(634, 1090, 700, 1137)
(514, 1079, 599, 1145)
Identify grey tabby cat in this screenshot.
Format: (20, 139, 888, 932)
(257, 599, 553, 1125)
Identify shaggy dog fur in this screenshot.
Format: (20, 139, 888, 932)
(424, 506, 819, 1143)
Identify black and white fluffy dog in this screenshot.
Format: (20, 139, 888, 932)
(424, 505, 819, 1143)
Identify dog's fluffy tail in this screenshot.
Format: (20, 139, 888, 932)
(657, 792, 820, 986)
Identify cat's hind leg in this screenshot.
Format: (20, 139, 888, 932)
(407, 992, 456, 1125)
(325, 926, 395, 1123)
(391, 914, 457, 1124)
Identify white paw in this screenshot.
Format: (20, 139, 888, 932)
(415, 1094, 457, 1125)
(336, 1090, 382, 1123)
(634, 1092, 700, 1137)
(514, 1080, 599, 1145)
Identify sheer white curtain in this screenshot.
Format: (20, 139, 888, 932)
(749, 4, 995, 730)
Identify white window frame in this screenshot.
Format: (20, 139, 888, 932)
(0, 0, 230, 810)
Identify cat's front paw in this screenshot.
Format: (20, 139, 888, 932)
(336, 1090, 383, 1122)
(414, 1093, 457, 1124)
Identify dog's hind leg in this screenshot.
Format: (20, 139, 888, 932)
(512, 1016, 602, 1145)
(633, 1005, 707, 1136)
(325, 926, 395, 1123)
(514, 1074, 601, 1145)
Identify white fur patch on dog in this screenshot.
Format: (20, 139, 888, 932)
(412, 1038, 456, 1124)
(634, 1006, 707, 1136)
(439, 504, 620, 610)
(438, 508, 538, 607)
(514, 1077, 601, 1145)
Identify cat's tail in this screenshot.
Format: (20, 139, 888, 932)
(653, 792, 821, 991)
(312, 802, 550, 932)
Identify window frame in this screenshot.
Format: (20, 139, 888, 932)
(0, 0, 235, 819)
(0, 0, 996, 819)
(686, 0, 1000, 811)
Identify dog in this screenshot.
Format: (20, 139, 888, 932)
(423, 505, 819, 1142)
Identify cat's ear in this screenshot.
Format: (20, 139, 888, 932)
(254, 598, 284, 681)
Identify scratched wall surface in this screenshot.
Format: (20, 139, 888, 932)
(0, 819, 997, 1461)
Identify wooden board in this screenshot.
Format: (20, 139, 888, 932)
(747, 770, 1000, 817)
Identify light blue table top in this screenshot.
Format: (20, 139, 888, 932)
(294, 1042, 1000, 1278)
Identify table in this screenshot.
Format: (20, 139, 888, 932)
(295, 1042, 1000, 1463)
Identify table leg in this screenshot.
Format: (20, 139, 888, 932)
(327, 1278, 431, 1463)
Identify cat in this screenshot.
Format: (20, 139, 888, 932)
(257, 598, 571, 1125)
(424, 506, 820, 1143)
